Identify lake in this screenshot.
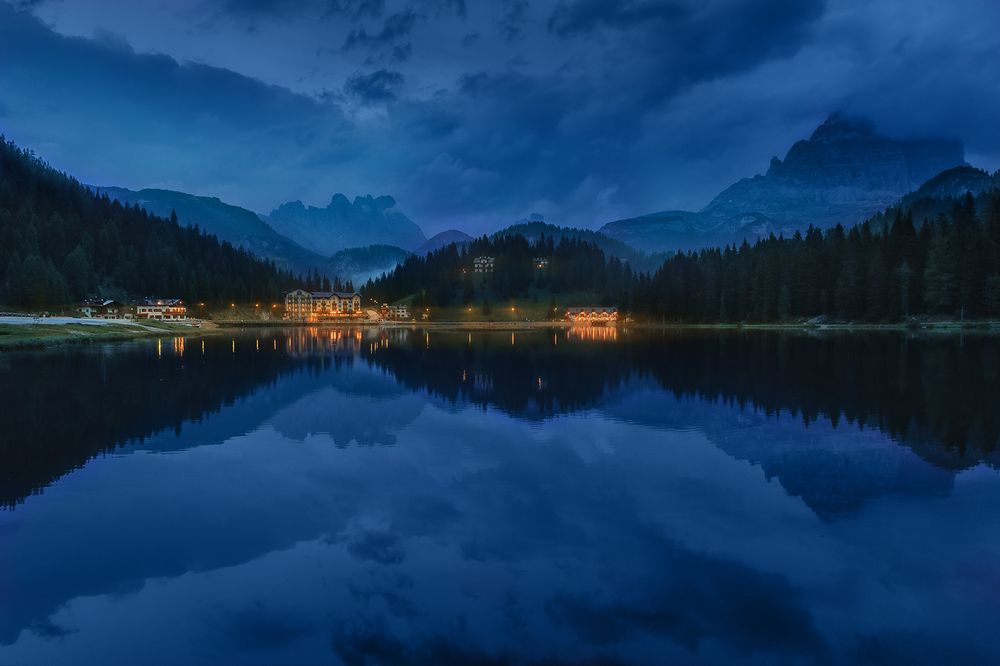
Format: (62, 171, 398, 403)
(1, 327, 999, 665)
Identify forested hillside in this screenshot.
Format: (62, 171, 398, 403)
(630, 191, 1000, 322)
(367, 188, 1000, 323)
(363, 234, 634, 310)
(0, 139, 295, 308)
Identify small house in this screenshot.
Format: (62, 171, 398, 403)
(136, 298, 187, 321)
(77, 299, 128, 319)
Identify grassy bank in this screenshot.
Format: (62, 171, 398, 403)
(0, 320, 218, 350)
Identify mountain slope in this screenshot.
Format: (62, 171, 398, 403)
(601, 114, 966, 253)
(901, 166, 1000, 207)
(95, 187, 333, 276)
(495, 220, 644, 262)
(416, 229, 474, 255)
(267, 194, 426, 255)
(0, 139, 292, 307)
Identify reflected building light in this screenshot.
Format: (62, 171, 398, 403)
(567, 326, 618, 342)
(232, 339, 236, 354)
(156, 338, 162, 359)
(256, 339, 260, 352)
(201, 339, 205, 355)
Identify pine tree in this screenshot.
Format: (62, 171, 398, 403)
(924, 223, 957, 313)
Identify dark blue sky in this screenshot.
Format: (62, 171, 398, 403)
(1, 0, 998, 234)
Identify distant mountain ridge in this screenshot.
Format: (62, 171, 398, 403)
(416, 230, 474, 255)
(900, 166, 1000, 207)
(95, 187, 334, 276)
(601, 114, 967, 253)
(494, 219, 660, 268)
(267, 194, 426, 256)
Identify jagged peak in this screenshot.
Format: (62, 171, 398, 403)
(808, 113, 877, 142)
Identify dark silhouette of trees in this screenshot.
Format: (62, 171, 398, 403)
(364, 187, 1000, 322)
(0, 138, 296, 307)
(363, 233, 634, 310)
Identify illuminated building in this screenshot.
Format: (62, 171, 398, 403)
(284, 289, 363, 322)
(565, 306, 618, 324)
(473, 256, 495, 273)
(136, 298, 187, 320)
(379, 303, 411, 320)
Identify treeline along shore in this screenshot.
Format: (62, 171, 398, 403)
(3, 136, 1000, 327)
(363, 189, 1000, 325)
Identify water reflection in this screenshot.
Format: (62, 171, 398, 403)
(1, 328, 998, 664)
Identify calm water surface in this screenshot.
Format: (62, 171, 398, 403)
(1, 328, 999, 665)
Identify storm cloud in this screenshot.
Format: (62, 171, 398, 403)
(344, 68, 406, 103)
(1, 0, 998, 234)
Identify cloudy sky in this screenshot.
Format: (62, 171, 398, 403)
(1, 0, 998, 234)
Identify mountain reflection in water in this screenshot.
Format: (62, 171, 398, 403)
(1, 327, 998, 665)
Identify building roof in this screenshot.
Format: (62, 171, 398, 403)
(286, 290, 361, 299)
(142, 298, 184, 306)
(80, 298, 120, 307)
(567, 306, 618, 313)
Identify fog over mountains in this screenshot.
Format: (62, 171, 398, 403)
(267, 194, 426, 256)
(599, 115, 967, 252)
(96, 115, 988, 283)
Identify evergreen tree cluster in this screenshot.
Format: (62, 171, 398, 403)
(366, 190, 1000, 322)
(0, 138, 296, 309)
(630, 191, 1000, 322)
(363, 234, 633, 309)
(298, 270, 355, 294)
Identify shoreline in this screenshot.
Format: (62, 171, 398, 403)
(0, 319, 222, 351)
(213, 319, 1000, 335)
(4, 317, 999, 351)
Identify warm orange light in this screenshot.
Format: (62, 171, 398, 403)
(230, 303, 236, 308)
(255, 303, 260, 308)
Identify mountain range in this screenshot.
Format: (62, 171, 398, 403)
(94, 187, 334, 275)
(97, 114, 984, 281)
(599, 114, 967, 252)
(266, 194, 425, 256)
(96, 187, 423, 283)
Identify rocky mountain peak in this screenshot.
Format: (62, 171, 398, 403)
(761, 113, 964, 192)
(267, 193, 425, 255)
